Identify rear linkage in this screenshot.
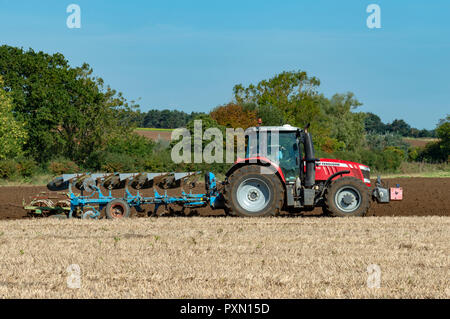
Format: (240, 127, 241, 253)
(372, 176, 403, 203)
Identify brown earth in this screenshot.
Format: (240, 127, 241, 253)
(402, 138, 438, 148)
(1, 178, 449, 220)
(135, 129, 172, 142)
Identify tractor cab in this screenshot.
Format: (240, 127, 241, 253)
(244, 124, 314, 185)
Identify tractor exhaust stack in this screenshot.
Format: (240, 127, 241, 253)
(304, 132, 316, 188)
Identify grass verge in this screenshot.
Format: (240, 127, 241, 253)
(0, 174, 54, 187)
(373, 162, 450, 178)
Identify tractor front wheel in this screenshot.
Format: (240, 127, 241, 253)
(224, 165, 284, 217)
(324, 177, 370, 217)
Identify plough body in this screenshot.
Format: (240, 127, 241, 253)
(24, 172, 221, 219)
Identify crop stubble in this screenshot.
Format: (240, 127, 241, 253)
(0, 216, 448, 298)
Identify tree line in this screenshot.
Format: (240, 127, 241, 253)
(364, 113, 436, 138)
(124, 105, 436, 139)
(0, 45, 448, 180)
(129, 109, 205, 129)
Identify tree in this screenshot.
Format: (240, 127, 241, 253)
(210, 103, 258, 129)
(363, 113, 436, 138)
(364, 112, 386, 134)
(418, 128, 436, 138)
(0, 76, 27, 159)
(140, 109, 205, 128)
(232, 71, 371, 153)
(233, 70, 321, 126)
(119, 109, 144, 127)
(386, 119, 411, 136)
(0, 45, 135, 164)
(436, 115, 450, 159)
(418, 115, 449, 162)
(365, 132, 409, 153)
(242, 102, 285, 126)
(233, 70, 333, 149)
(322, 93, 366, 152)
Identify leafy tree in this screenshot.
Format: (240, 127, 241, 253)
(185, 114, 226, 150)
(322, 93, 366, 152)
(418, 128, 436, 138)
(0, 45, 135, 164)
(365, 132, 409, 153)
(232, 71, 370, 154)
(210, 103, 258, 129)
(119, 109, 144, 127)
(0, 76, 27, 160)
(364, 113, 436, 138)
(417, 115, 449, 162)
(407, 146, 421, 161)
(435, 115, 450, 161)
(233, 70, 321, 126)
(138, 109, 205, 129)
(233, 70, 333, 149)
(178, 114, 229, 173)
(436, 115, 450, 143)
(86, 133, 155, 171)
(386, 119, 411, 136)
(242, 102, 285, 126)
(364, 112, 386, 134)
(382, 146, 405, 170)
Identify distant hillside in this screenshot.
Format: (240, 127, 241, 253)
(403, 137, 439, 148)
(135, 128, 173, 142)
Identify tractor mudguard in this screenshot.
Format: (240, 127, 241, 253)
(226, 157, 286, 183)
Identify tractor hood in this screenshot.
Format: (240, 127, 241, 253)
(316, 158, 371, 186)
(317, 158, 370, 171)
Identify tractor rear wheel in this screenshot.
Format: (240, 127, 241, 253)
(324, 177, 369, 217)
(105, 199, 131, 219)
(224, 165, 284, 217)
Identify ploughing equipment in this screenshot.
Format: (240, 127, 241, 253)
(24, 124, 401, 219)
(24, 172, 221, 219)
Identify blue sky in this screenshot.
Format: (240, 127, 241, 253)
(0, 0, 449, 129)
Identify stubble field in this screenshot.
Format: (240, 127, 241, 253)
(0, 217, 448, 299)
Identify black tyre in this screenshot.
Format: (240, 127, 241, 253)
(324, 177, 370, 217)
(47, 177, 69, 191)
(224, 165, 284, 217)
(105, 199, 131, 219)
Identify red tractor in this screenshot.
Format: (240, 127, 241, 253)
(222, 124, 398, 217)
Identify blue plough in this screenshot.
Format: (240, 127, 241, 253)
(24, 172, 222, 219)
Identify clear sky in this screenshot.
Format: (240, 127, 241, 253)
(0, 0, 449, 129)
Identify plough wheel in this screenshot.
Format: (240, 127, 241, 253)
(105, 199, 131, 219)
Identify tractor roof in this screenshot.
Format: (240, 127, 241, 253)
(245, 124, 299, 134)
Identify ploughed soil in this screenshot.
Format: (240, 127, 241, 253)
(0, 178, 448, 220)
